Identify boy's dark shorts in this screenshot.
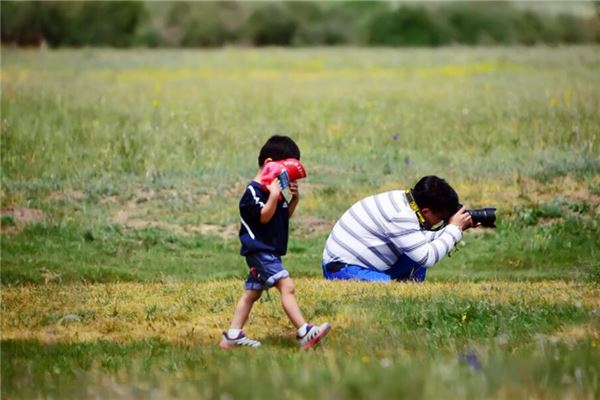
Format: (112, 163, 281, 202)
(245, 251, 290, 291)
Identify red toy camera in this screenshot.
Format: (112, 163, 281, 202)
(259, 158, 307, 190)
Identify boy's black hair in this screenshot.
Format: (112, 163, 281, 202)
(412, 175, 459, 214)
(258, 135, 300, 166)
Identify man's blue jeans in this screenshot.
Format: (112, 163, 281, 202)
(322, 254, 427, 282)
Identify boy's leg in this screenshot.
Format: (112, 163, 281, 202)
(220, 289, 263, 349)
(220, 265, 264, 350)
(275, 277, 332, 349)
(229, 289, 262, 329)
(250, 252, 332, 348)
(275, 277, 305, 328)
(245, 252, 303, 326)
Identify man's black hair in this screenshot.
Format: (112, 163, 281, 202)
(412, 175, 459, 214)
(258, 135, 300, 166)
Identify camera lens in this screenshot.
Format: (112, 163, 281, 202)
(467, 208, 497, 228)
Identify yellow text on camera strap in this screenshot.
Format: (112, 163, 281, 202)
(405, 189, 426, 226)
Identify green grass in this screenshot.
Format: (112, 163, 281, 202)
(1, 46, 600, 399)
(2, 280, 599, 399)
(2, 201, 598, 284)
(0, 223, 243, 284)
(3, 340, 598, 399)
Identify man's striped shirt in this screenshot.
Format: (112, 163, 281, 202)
(322, 190, 463, 271)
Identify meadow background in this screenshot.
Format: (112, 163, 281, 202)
(1, 37, 600, 400)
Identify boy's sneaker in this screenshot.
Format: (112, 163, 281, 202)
(297, 323, 331, 349)
(219, 331, 261, 349)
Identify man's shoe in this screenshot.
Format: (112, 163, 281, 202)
(297, 323, 331, 349)
(219, 331, 261, 349)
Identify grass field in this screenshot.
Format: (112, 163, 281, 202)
(1, 46, 599, 399)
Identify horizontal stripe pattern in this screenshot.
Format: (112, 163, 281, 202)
(323, 191, 463, 271)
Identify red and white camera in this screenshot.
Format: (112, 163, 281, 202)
(259, 158, 307, 190)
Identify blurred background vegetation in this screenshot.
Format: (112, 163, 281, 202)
(2, 1, 600, 48)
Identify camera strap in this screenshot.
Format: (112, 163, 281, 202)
(405, 189, 427, 226)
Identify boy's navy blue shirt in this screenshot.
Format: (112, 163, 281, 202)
(239, 181, 289, 256)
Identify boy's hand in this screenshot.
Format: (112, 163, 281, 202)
(267, 178, 282, 197)
(288, 181, 299, 218)
(289, 181, 299, 200)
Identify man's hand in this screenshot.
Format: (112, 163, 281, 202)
(449, 206, 473, 231)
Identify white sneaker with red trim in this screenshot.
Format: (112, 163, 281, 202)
(297, 323, 331, 349)
(219, 331, 261, 349)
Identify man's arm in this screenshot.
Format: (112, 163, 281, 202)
(389, 221, 463, 268)
(422, 207, 473, 241)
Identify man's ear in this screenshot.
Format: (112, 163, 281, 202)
(420, 207, 432, 217)
(262, 157, 273, 167)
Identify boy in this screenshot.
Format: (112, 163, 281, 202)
(220, 135, 331, 349)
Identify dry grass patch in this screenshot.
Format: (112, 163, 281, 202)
(2, 280, 598, 346)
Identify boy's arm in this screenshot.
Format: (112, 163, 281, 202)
(288, 181, 299, 218)
(260, 178, 282, 224)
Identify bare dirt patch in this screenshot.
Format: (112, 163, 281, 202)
(104, 184, 241, 240)
(49, 190, 86, 201)
(293, 215, 334, 237)
(1, 207, 47, 234)
(111, 207, 238, 240)
(188, 224, 238, 240)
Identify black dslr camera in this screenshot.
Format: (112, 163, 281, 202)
(456, 205, 497, 228)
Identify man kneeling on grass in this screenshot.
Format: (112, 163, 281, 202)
(322, 175, 474, 282)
